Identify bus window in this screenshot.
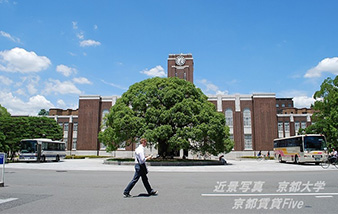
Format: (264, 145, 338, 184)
(20, 140, 37, 153)
(304, 136, 326, 151)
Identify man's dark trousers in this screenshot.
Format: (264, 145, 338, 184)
(124, 163, 152, 194)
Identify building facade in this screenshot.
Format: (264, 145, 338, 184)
(48, 53, 314, 156)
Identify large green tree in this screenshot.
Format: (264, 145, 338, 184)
(305, 75, 338, 149)
(99, 77, 233, 157)
(0, 104, 10, 154)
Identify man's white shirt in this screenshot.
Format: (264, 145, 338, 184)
(135, 144, 146, 164)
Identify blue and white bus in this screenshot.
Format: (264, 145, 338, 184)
(18, 138, 66, 162)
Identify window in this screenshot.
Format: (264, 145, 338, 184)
(278, 122, 283, 138)
(276, 104, 279, 107)
(282, 104, 285, 107)
(101, 110, 110, 131)
(225, 109, 233, 126)
(102, 110, 109, 121)
(64, 123, 69, 131)
(295, 122, 300, 135)
(243, 109, 251, 127)
(72, 122, 78, 150)
(301, 122, 307, 129)
(72, 139, 77, 150)
(244, 134, 252, 150)
(285, 122, 290, 137)
(63, 138, 68, 149)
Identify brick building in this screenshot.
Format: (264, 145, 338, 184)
(48, 53, 314, 156)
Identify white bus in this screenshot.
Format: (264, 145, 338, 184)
(274, 134, 327, 164)
(18, 138, 66, 162)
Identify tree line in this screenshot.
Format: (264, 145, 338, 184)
(0, 106, 62, 160)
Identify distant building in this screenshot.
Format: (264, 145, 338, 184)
(48, 108, 78, 153)
(276, 98, 294, 114)
(48, 54, 314, 156)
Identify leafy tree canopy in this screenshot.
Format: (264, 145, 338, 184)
(99, 77, 233, 156)
(38, 109, 49, 116)
(0, 104, 10, 118)
(0, 104, 10, 154)
(305, 75, 338, 149)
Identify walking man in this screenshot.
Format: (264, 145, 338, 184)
(123, 138, 158, 197)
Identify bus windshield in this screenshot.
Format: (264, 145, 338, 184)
(20, 140, 37, 153)
(304, 136, 326, 151)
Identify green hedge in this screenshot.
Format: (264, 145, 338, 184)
(241, 156, 274, 160)
(106, 158, 220, 162)
(65, 155, 110, 159)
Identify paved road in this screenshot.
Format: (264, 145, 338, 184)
(1, 159, 338, 214)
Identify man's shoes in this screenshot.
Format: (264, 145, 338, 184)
(123, 192, 132, 198)
(149, 190, 158, 196)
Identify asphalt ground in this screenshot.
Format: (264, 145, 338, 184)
(1, 159, 338, 214)
(4, 158, 337, 172)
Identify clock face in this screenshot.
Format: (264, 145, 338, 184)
(175, 55, 186, 66)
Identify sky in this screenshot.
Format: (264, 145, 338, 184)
(1, 0, 338, 116)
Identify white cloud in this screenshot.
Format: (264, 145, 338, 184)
(56, 64, 77, 77)
(27, 75, 40, 95)
(0, 91, 54, 115)
(73, 77, 92, 84)
(293, 96, 315, 108)
(80, 39, 101, 47)
(101, 79, 128, 90)
(77, 32, 84, 40)
(0, 47, 51, 73)
(278, 90, 315, 108)
(0, 31, 21, 43)
(72, 21, 100, 48)
(15, 88, 25, 96)
(15, 75, 40, 96)
(198, 79, 228, 95)
(305, 57, 338, 78)
(0, 75, 12, 85)
(27, 83, 38, 95)
(72, 21, 78, 29)
(140, 65, 166, 77)
(43, 79, 81, 95)
(57, 99, 66, 107)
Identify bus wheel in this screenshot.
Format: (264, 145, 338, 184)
(295, 156, 300, 164)
(41, 155, 46, 162)
(55, 155, 60, 162)
(278, 155, 283, 163)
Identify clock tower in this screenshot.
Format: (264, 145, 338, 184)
(167, 53, 194, 83)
